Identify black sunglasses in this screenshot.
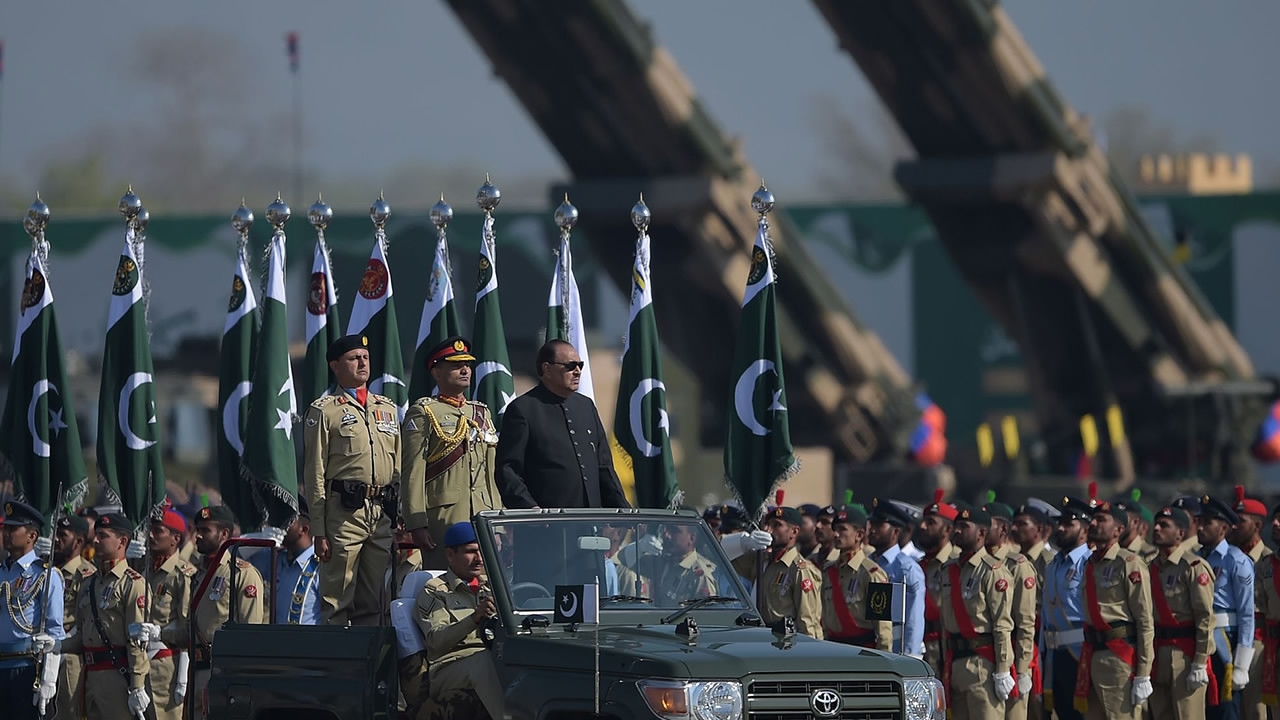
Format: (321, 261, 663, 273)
(550, 361, 585, 371)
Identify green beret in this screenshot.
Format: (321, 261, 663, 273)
(57, 514, 90, 536)
(95, 512, 135, 535)
(769, 506, 804, 527)
(956, 504, 991, 528)
(983, 502, 1015, 521)
(194, 504, 237, 528)
(833, 504, 868, 526)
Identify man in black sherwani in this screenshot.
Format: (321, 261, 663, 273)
(496, 340, 630, 509)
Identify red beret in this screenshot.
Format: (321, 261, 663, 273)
(1235, 485, 1267, 517)
(923, 489, 958, 522)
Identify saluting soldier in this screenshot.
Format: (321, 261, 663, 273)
(820, 504, 892, 650)
(654, 522, 717, 604)
(52, 513, 94, 720)
(938, 505, 1015, 720)
(0, 501, 65, 720)
(401, 336, 502, 570)
(731, 507, 823, 638)
(146, 508, 196, 720)
(982, 501, 1038, 720)
(1149, 506, 1216, 720)
(1255, 502, 1280, 711)
(304, 334, 401, 626)
(1230, 486, 1272, 720)
(1197, 495, 1256, 720)
(918, 489, 961, 679)
(1075, 499, 1154, 720)
(61, 512, 149, 720)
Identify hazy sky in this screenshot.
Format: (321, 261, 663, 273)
(1, 0, 1276, 208)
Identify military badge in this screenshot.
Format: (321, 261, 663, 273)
(476, 255, 493, 292)
(1197, 573, 1211, 586)
(307, 272, 328, 316)
(228, 275, 247, 313)
(21, 267, 46, 313)
(358, 258, 389, 300)
(244, 585, 258, 599)
(746, 246, 768, 285)
(1023, 576, 1035, 590)
(994, 578, 1009, 593)
(112, 256, 139, 296)
(1128, 571, 1142, 585)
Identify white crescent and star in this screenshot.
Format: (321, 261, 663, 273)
(118, 372, 157, 450)
(274, 377, 297, 440)
(559, 591, 579, 618)
(734, 359, 786, 437)
(474, 361, 515, 416)
(27, 379, 67, 458)
(629, 378, 670, 458)
(221, 381, 252, 454)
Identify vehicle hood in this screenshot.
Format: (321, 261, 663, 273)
(502, 623, 930, 679)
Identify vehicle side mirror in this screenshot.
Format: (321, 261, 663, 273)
(577, 536, 611, 552)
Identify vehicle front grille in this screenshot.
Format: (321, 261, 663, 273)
(745, 674, 901, 720)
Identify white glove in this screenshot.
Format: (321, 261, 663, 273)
(125, 540, 146, 559)
(1234, 645, 1255, 689)
(745, 530, 772, 552)
(129, 622, 161, 644)
(34, 652, 59, 714)
(719, 531, 773, 560)
(1187, 663, 1209, 690)
(992, 672, 1015, 701)
(31, 633, 57, 654)
(1130, 676, 1153, 705)
(616, 534, 663, 567)
(127, 687, 150, 716)
(1016, 672, 1032, 696)
(34, 536, 52, 558)
(173, 651, 190, 705)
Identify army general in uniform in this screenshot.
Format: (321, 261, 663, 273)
(304, 334, 401, 625)
(53, 513, 94, 720)
(731, 507, 823, 639)
(401, 336, 503, 570)
(654, 522, 717, 604)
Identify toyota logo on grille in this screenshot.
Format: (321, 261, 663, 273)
(810, 688, 842, 717)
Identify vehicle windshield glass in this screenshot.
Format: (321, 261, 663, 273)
(489, 515, 751, 613)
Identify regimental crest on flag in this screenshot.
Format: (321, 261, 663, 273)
(113, 257, 139, 295)
(21, 269, 46, 313)
(476, 255, 493, 291)
(866, 582, 892, 621)
(359, 259, 389, 300)
(427, 264, 443, 302)
(747, 247, 768, 285)
(307, 272, 328, 315)
(228, 276, 246, 313)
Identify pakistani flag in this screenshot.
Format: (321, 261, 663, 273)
(348, 230, 408, 420)
(546, 233, 595, 402)
(97, 229, 165, 532)
(407, 225, 461, 403)
(239, 229, 298, 531)
(723, 223, 799, 518)
(217, 243, 259, 531)
(0, 249, 87, 520)
(613, 228, 679, 508)
(302, 234, 341, 405)
(472, 215, 515, 428)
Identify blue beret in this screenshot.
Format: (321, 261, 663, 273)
(443, 521, 477, 548)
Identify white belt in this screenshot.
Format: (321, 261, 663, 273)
(1214, 612, 1238, 629)
(1044, 628, 1084, 649)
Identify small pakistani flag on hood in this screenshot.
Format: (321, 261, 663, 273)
(613, 200, 679, 509)
(348, 211, 408, 420)
(97, 223, 165, 535)
(408, 196, 462, 404)
(472, 211, 516, 428)
(239, 215, 299, 532)
(302, 208, 342, 406)
(217, 229, 260, 532)
(723, 190, 798, 518)
(0, 238, 87, 521)
(545, 197, 594, 402)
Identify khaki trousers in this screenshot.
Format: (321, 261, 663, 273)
(423, 652, 506, 720)
(1149, 645, 1206, 720)
(950, 655, 1005, 720)
(320, 499, 393, 626)
(1083, 649, 1142, 720)
(56, 652, 84, 720)
(147, 653, 181, 720)
(1243, 637, 1266, 720)
(82, 669, 135, 720)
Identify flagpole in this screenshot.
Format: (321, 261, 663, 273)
(287, 32, 302, 206)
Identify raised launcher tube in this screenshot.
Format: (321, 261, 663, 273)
(812, 0, 1267, 483)
(445, 0, 923, 464)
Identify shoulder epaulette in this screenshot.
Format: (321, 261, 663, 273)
(1010, 552, 1027, 564)
(370, 392, 394, 406)
(981, 554, 1002, 570)
(179, 563, 197, 578)
(424, 577, 449, 593)
(79, 565, 97, 577)
(124, 568, 143, 581)
(234, 558, 253, 569)
(1116, 547, 1139, 562)
(310, 394, 337, 410)
(467, 399, 491, 411)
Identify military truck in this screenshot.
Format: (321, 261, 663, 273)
(204, 508, 944, 720)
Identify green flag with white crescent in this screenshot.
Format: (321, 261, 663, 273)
(96, 228, 165, 535)
(613, 227, 679, 509)
(408, 227, 461, 403)
(348, 230, 408, 420)
(723, 221, 798, 518)
(0, 248, 86, 520)
(546, 233, 594, 402)
(217, 242, 259, 530)
(472, 215, 515, 428)
(302, 234, 341, 406)
(239, 228, 299, 531)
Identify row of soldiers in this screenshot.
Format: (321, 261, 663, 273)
(723, 485, 1274, 720)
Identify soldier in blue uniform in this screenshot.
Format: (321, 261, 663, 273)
(0, 500, 66, 720)
(1041, 496, 1092, 720)
(1197, 495, 1256, 720)
(265, 498, 320, 625)
(865, 498, 925, 656)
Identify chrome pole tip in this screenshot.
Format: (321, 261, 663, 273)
(750, 183, 775, 216)
(308, 194, 333, 231)
(266, 193, 291, 230)
(630, 193, 651, 232)
(118, 187, 143, 221)
(554, 194, 579, 231)
(430, 195, 453, 231)
(133, 207, 150, 233)
(370, 193, 391, 229)
(26, 195, 51, 235)
(476, 176, 502, 213)
(231, 203, 255, 235)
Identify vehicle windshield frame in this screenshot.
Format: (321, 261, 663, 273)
(473, 508, 756, 626)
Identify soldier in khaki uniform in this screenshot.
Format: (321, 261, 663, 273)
(983, 501, 1038, 720)
(820, 504, 892, 650)
(147, 508, 196, 720)
(1075, 500, 1154, 719)
(53, 513, 94, 720)
(1256, 503, 1280, 710)
(1116, 493, 1159, 564)
(401, 336, 502, 570)
(304, 334, 401, 625)
(146, 505, 266, 720)
(415, 522, 506, 720)
(731, 506, 823, 638)
(654, 522, 717, 604)
(939, 505, 1015, 720)
(919, 489, 961, 680)
(61, 513, 151, 720)
(1230, 486, 1272, 720)
(1149, 506, 1215, 720)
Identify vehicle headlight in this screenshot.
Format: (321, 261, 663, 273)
(902, 677, 945, 720)
(637, 679, 743, 720)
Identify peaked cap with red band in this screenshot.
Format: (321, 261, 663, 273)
(1234, 484, 1267, 517)
(923, 488, 958, 521)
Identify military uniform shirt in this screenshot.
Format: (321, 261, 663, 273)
(939, 547, 1015, 670)
(1126, 535, 1158, 565)
(821, 548, 893, 650)
(163, 553, 265, 648)
(273, 545, 320, 625)
(62, 559, 147, 689)
(991, 545, 1037, 676)
(414, 571, 486, 665)
(654, 550, 717, 605)
(0, 550, 65, 668)
(59, 554, 94, 642)
(149, 553, 195, 644)
(303, 390, 401, 536)
(400, 397, 502, 538)
(733, 546, 823, 639)
(870, 543, 925, 655)
(1085, 544, 1155, 677)
(1150, 544, 1215, 665)
(1200, 538, 1256, 647)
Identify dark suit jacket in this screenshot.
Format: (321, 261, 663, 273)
(496, 384, 630, 509)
